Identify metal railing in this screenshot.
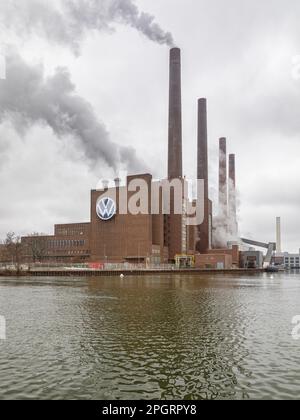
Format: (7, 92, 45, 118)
(1, 262, 176, 272)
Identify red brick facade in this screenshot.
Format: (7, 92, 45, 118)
(20, 174, 197, 264)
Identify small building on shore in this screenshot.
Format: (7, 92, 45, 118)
(240, 251, 264, 269)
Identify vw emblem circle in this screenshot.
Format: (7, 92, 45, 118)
(96, 197, 116, 221)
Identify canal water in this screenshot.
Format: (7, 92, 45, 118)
(0, 272, 300, 400)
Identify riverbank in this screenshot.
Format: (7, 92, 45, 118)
(0, 268, 264, 277)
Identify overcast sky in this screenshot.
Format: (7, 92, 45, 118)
(0, 0, 300, 252)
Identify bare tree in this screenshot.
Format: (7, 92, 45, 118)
(4, 232, 22, 271)
(26, 233, 48, 263)
(0, 242, 9, 265)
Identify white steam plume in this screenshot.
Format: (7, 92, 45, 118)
(213, 178, 240, 248)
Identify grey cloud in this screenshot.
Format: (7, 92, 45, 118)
(0, 126, 96, 237)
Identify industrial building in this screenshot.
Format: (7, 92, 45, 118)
(283, 253, 300, 269)
(240, 250, 264, 269)
(17, 47, 242, 268)
(273, 252, 300, 270)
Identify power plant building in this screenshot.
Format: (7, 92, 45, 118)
(19, 48, 238, 267)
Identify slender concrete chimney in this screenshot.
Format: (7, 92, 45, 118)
(219, 138, 228, 219)
(276, 217, 282, 253)
(168, 47, 182, 180)
(197, 98, 210, 253)
(229, 154, 238, 236)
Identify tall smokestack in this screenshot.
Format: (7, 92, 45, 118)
(197, 98, 210, 253)
(167, 48, 183, 261)
(219, 138, 228, 220)
(276, 217, 282, 253)
(229, 154, 238, 236)
(168, 47, 182, 179)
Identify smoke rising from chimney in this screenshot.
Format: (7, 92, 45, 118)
(0, 52, 145, 172)
(213, 146, 239, 248)
(213, 187, 240, 248)
(0, 1, 172, 173)
(0, 0, 175, 53)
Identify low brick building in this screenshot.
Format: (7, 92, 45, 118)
(195, 253, 232, 270)
(195, 245, 240, 269)
(21, 223, 91, 264)
(20, 174, 199, 265)
(206, 245, 240, 267)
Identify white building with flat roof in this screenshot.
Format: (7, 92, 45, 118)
(282, 252, 300, 269)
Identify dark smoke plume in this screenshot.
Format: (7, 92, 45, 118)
(0, 0, 175, 53)
(0, 53, 143, 171)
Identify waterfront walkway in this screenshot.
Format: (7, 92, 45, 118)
(0, 268, 264, 277)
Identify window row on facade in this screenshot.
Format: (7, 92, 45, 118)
(47, 239, 86, 249)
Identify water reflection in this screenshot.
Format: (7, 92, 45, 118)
(0, 273, 300, 399)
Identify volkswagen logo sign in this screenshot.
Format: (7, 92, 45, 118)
(96, 197, 116, 221)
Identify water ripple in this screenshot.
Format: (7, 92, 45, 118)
(0, 273, 300, 399)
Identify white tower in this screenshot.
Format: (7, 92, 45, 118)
(276, 217, 282, 254)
